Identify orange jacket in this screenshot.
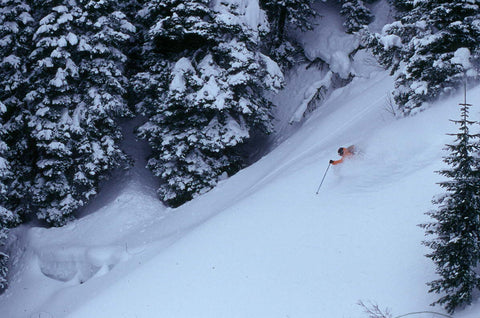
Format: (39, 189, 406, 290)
(331, 147, 354, 165)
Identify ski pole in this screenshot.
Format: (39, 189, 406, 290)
(315, 162, 331, 194)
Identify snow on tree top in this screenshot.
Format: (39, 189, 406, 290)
(35, 22, 57, 38)
(49, 68, 67, 88)
(57, 36, 68, 47)
(2, 21, 19, 33)
(19, 11, 34, 25)
(65, 58, 78, 76)
(212, 0, 268, 36)
(66, 32, 78, 45)
(2, 55, 21, 68)
(197, 77, 221, 103)
(169, 57, 196, 92)
(52, 5, 69, 13)
(451, 48, 473, 70)
(77, 38, 92, 51)
(379, 34, 402, 50)
(0, 157, 7, 171)
(39, 12, 56, 26)
(57, 13, 74, 25)
(260, 53, 283, 90)
(119, 18, 136, 33)
(198, 54, 217, 77)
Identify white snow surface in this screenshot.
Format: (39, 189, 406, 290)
(212, 0, 268, 37)
(298, 1, 359, 79)
(4, 67, 480, 318)
(4, 2, 480, 318)
(288, 71, 333, 124)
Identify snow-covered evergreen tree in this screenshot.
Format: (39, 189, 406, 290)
(0, 0, 34, 104)
(74, 0, 135, 179)
(365, 20, 411, 75)
(0, 101, 19, 290)
(0, 211, 13, 289)
(340, 0, 373, 34)
(0, 107, 9, 290)
(370, 0, 480, 116)
(260, 0, 315, 42)
(421, 98, 480, 313)
(260, 0, 315, 67)
(0, 204, 16, 289)
(25, 0, 134, 225)
(135, 0, 283, 207)
(0, 0, 35, 219)
(0, 103, 10, 217)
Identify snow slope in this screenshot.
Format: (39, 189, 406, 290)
(3, 2, 480, 317)
(4, 68, 480, 318)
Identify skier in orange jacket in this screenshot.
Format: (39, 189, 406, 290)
(329, 145, 355, 165)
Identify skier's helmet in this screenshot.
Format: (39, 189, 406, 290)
(338, 147, 344, 156)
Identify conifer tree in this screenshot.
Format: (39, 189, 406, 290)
(0, 205, 15, 289)
(370, 0, 480, 115)
(340, 0, 373, 34)
(74, 0, 135, 183)
(26, 0, 134, 225)
(259, 0, 315, 67)
(0, 0, 35, 218)
(0, 101, 18, 290)
(0, 105, 10, 290)
(135, 0, 283, 207)
(0, 0, 33, 105)
(0, 103, 11, 215)
(260, 0, 315, 44)
(421, 96, 480, 313)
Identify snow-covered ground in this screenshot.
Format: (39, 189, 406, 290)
(3, 1, 480, 317)
(4, 69, 480, 318)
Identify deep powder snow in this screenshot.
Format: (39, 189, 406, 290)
(2, 1, 480, 317)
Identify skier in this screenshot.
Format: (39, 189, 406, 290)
(329, 145, 355, 165)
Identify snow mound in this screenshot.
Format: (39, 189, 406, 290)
(289, 71, 333, 124)
(298, 2, 359, 79)
(36, 245, 127, 284)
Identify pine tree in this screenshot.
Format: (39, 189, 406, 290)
(340, 0, 374, 34)
(0, 101, 18, 290)
(0, 0, 34, 104)
(26, 0, 134, 225)
(0, 218, 12, 290)
(0, 103, 10, 290)
(0, 205, 15, 289)
(260, 0, 315, 43)
(370, 0, 480, 116)
(260, 0, 315, 67)
(0, 0, 35, 219)
(135, 0, 283, 207)
(74, 0, 135, 184)
(421, 95, 480, 313)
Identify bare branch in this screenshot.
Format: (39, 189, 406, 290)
(357, 300, 453, 318)
(358, 300, 393, 318)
